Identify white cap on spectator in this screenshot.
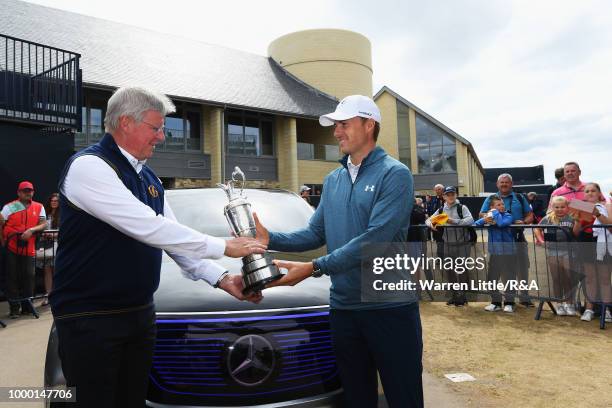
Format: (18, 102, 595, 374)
(300, 185, 311, 193)
(319, 95, 381, 126)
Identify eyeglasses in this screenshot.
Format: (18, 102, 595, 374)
(140, 120, 165, 134)
(19, 189, 33, 193)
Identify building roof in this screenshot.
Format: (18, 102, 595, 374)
(374, 85, 483, 171)
(1, 0, 338, 118)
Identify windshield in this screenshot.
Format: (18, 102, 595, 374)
(166, 188, 314, 238)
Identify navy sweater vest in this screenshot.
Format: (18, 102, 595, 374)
(50, 133, 165, 318)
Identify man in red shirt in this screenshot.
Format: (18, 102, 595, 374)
(0, 181, 47, 318)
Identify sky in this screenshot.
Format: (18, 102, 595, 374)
(24, 0, 612, 191)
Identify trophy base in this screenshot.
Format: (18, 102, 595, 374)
(241, 255, 283, 295)
(242, 273, 283, 295)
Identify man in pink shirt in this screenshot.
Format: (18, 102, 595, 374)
(551, 162, 586, 202)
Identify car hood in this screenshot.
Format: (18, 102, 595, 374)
(154, 250, 331, 313)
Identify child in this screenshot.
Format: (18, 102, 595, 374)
(577, 183, 612, 322)
(535, 196, 577, 316)
(425, 186, 473, 306)
(474, 196, 516, 312)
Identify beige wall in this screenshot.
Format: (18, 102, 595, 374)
(408, 108, 418, 174)
(275, 116, 298, 192)
(203, 106, 223, 185)
(298, 160, 340, 185)
(456, 141, 469, 194)
(268, 29, 372, 99)
(375, 91, 399, 159)
(455, 141, 484, 196)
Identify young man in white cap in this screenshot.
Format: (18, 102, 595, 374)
(256, 95, 423, 407)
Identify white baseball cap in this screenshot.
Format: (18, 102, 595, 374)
(319, 95, 381, 127)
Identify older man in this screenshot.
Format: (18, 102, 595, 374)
(50, 87, 265, 407)
(479, 173, 534, 310)
(256, 95, 422, 407)
(428, 184, 445, 214)
(0, 181, 47, 318)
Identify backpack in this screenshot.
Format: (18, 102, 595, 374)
(437, 204, 477, 243)
(456, 204, 478, 244)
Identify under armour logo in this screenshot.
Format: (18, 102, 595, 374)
(365, 185, 375, 192)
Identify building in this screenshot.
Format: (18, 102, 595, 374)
(1, 0, 484, 201)
(374, 87, 484, 196)
(484, 165, 545, 193)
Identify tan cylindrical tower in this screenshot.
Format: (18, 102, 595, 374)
(268, 29, 373, 99)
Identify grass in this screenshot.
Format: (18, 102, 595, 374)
(420, 301, 612, 408)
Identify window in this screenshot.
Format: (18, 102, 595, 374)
(415, 113, 456, 173)
(74, 93, 202, 151)
(75, 100, 106, 147)
(297, 142, 340, 161)
(160, 104, 202, 152)
(226, 110, 274, 156)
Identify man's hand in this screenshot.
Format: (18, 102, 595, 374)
(253, 213, 270, 246)
(266, 260, 313, 288)
(224, 237, 267, 258)
(20, 229, 33, 241)
(218, 274, 263, 303)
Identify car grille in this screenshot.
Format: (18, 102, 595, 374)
(147, 308, 341, 406)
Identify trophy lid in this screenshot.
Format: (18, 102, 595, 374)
(217, 166, 247, 201)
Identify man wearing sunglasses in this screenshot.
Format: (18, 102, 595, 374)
(0, 181, 47, 318)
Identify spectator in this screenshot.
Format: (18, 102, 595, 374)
(474, 196, 516, 312)
(479, 174, 534, 307)
(0, 181, 47, 318)
(299, 185, 314, 207)
(39, 193, 60, 306)
(408, 197, 427, 243)
(424, 195, 432, 214)
(429, 184, 446, 248)
(578, 183, 612, 322)
(547, 167, 565, 201)
(429, 184, 445, 215)
(550, 162, 586, 203)
(426, 186, 474, 306)
(534, 196, 578, 316)
(409, 197, 428, 299)
(527, 192, 546, 223)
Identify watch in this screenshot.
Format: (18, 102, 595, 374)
(213, 271, 229, 288)
(311, 259, 324, 278)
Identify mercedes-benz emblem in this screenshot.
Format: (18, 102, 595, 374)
(227, 334, 275, 387)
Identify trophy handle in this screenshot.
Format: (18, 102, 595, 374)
(231, 166, 246, 197)
(216, 183, 233, 201)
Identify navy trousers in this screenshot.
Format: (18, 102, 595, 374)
(55, 305, 156, 408)
(330, 303, 423, 408)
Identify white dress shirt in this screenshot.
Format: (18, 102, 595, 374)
(61, 146, 228, 286)
(347, 156, 361, 183)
